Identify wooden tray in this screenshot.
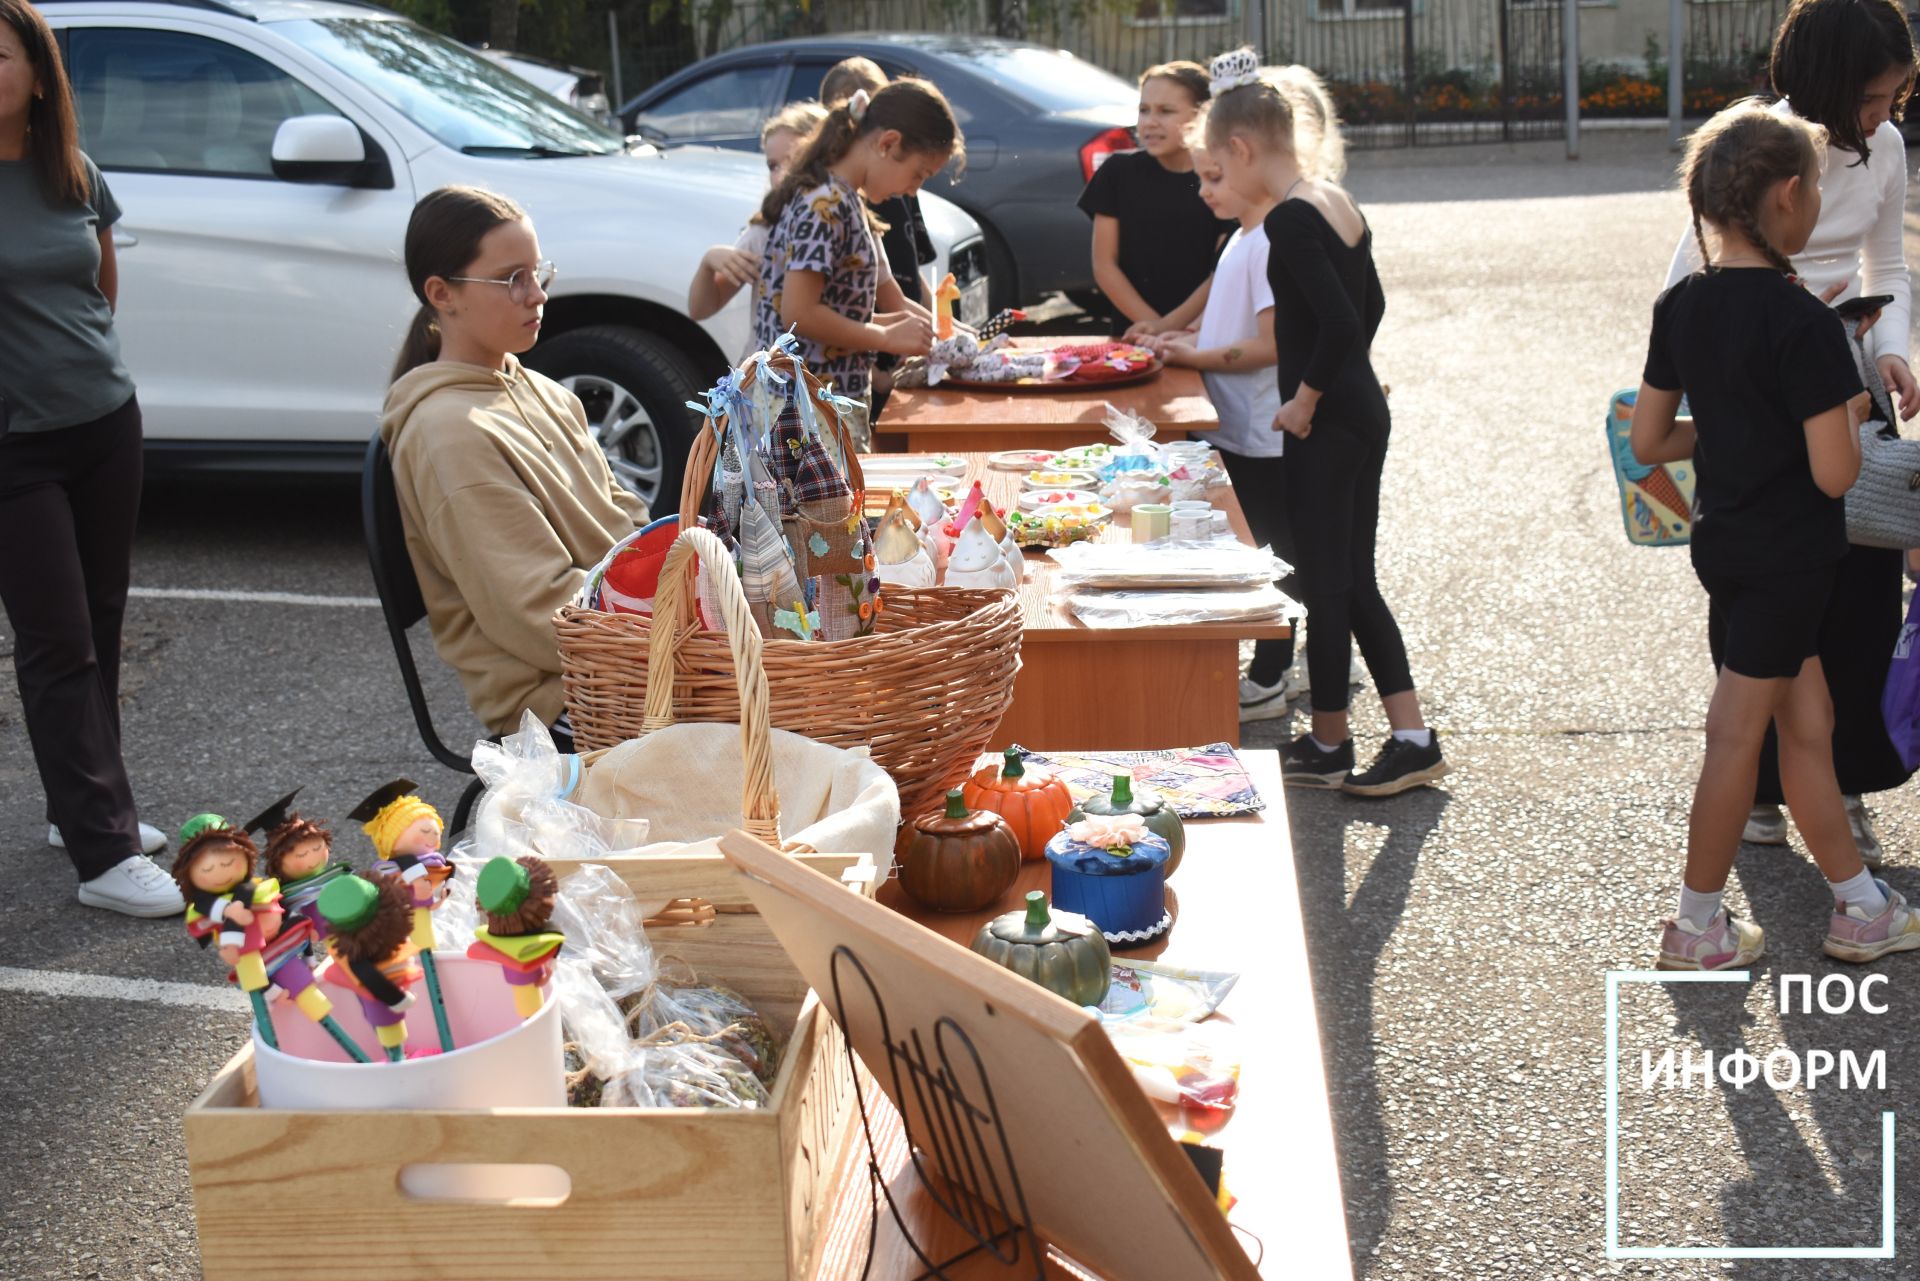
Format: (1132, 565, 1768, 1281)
(184, 851, 876, 1281)
(941, 360, 1163, 394)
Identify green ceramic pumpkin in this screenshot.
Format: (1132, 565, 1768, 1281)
(896, 790, 1022, 912)
(1068, 774, 1185, 876)
(970, 891, 1112, 1006)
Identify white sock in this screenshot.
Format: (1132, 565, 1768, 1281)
(1830, 869, 1889, 918)
(1308, 735, 1344, 753)
(1391, 728, 1433, 747)
(1677, 884, 1723, 929)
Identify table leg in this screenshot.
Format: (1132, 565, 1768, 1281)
(990, 639, 1244, 751)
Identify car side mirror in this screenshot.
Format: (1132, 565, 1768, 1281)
(271, 115, 392, 188)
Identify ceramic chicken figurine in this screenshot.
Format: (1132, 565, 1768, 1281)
(871, 506, 936, 588)
(943, 512, 1019, 591)
(467, 856, 566, 1018)
(353, 780, 455, 1052)
(976, 502, 1025, 583)
(317, 873, 422, 1062)
(885, 488, 921, 531)
(906, 477, 951, 573)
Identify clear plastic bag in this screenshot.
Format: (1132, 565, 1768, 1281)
(1066, 586, 1299, 629)
(599, 1040, 775, 1109)
(1093, 961, 1239, 1026)
(1105, 1018, 1242, 1112)
(1049, 541, 1293, 591)
(470, 713, 651, 867)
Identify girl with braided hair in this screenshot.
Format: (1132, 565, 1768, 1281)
(1632, 100, 1920, 967)
(1664, 0, 1918, 865)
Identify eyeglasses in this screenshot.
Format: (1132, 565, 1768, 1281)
(444, 259, 557, 304)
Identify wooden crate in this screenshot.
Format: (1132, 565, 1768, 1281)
(184, 850, 873, 1281)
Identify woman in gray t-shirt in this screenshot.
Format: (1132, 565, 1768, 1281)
(0, 0, 180, 918)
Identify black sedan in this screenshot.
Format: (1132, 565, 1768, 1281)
(619, 34, 1139, 311)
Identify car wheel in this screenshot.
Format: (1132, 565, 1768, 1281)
(524, 324, 703, 513)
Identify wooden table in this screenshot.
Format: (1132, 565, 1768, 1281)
(874, 343, 1216, 454)
(865, 453, 1291, 751)
(808, 751, 1351, 1280)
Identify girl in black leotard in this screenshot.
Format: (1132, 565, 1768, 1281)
(1204, 47, 1447, 797)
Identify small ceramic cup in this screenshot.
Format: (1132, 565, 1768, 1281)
(1171, 511, 1210, 542)
(1210, 510, 1231, 537)
(1131, 503, 1172, 543)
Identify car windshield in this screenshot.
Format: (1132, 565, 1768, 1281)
(945, 46, 1135, 113)
(277, 17, 624, 155)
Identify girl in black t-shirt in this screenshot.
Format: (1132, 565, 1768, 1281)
(1631, 100, 1920, 968)
(1078, 61, 1236, 339)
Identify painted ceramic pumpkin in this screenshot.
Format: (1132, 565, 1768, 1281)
(1068, 774, 1185, 876)
(896, 790, 1021, 912)
(970, 890, 1112, 1006)
(962, 748, 1074, 863)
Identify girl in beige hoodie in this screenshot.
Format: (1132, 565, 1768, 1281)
(381, 187, 647, 738)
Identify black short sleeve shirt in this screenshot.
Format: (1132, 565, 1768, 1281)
(1077, 150, 1236, 325)
(1642, 269, 1863, 574)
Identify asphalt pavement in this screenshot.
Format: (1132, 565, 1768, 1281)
(3, 127, 1917, 1279)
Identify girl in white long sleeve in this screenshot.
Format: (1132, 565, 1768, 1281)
(1663, 0, 1918, 864)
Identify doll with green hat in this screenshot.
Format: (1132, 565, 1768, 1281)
(317, 873, 422, 1062)
(467, 855, 565, 1018)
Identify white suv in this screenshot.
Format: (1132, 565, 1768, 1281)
(39, 0, 991, 506)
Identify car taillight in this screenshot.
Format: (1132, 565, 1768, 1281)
(1079, 127, 1136, 181)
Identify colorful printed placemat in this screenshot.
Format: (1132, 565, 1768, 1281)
(1012, 744, 1265, 818)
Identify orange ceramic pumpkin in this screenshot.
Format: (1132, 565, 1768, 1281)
(962, 747, 1075, 863)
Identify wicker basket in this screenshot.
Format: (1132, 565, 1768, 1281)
(557, 350, 1024, 818)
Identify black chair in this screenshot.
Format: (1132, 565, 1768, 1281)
(361, 433, 487, 836)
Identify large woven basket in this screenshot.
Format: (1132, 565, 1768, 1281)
(557, 349, 1024, 818)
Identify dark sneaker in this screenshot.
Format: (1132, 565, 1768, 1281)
(1341, 733, 1449, 797)
(1282, 735, 1354, 789)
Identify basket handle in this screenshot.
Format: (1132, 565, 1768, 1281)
(641, 526, 780, 843)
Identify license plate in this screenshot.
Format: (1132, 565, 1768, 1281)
(959, 280, 991, 329)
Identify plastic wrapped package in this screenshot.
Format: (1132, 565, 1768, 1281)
(599, 1039, 774, 1109)
(470, 712, 651, 867)
(620, 973, 783, 1089)
(1104, 1018, 1242, 1112)
(1092, 961, 1239, 1026)
(552, 863, 657, 1001)
(1048, 541, 1293, 591)
(1066, 586, 1299, 629)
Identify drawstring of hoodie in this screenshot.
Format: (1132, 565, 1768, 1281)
(493, 365, 557, 450)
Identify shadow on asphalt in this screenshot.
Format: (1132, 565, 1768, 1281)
(1289, 782, 1453, 1266)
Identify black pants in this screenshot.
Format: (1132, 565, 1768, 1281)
(0, 395, 144, 880)
(1282, 421, 1415, 714)
(1707, 541, 1915, 804)
(1216, 448, 1296, 685)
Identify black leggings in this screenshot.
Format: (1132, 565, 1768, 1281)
(1216, 448, 1295, 685)
(1281, 421, 1415, 714)
(0, 395, 144, 880)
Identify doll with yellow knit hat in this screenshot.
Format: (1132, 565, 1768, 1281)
(351, 780, 455, 1051)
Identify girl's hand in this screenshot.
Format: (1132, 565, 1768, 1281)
(1160, 339, 1199, 367)
(1272, 397, 1314, 439)
(1878, 355, 1919, 421)
(1123, 317, 1166, 341)
(707, 247, 758, 289)
(877, 312, 933, 356)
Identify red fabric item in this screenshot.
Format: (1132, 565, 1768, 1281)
(602, 518, 682, 616)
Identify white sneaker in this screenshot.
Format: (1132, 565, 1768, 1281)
(77, 856, 186, 918)
(1239, 675, 1295, 723)
(1845, 796, 1886, 870)
(1741, 805, 1788, 846)
(50, 821, 166, 856)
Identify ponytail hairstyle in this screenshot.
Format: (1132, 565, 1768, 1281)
(1769, 0, 1915, 162)
(390, 185, 527, 384)
(758, 78, 964, 228)
(1681, 98, 1826, 277)
(1, 0, 89, 207)
(1270, 64, 1346, 182)
(819, 55, 887, 107)
(1140, 60, 1212, 107)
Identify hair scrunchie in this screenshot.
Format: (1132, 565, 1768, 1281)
(1208, 48, 1262, 96)
(848, 88, 871, 123)
(363, 794, 440, 861)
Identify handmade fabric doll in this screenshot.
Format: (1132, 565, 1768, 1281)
(317, 873, 422, 1062)
(352, 780, 456, 1051)
(467, 856, 566, 1017)
(247, 788, 345, 938)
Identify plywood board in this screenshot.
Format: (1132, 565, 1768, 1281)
(719, 829, 1261, 1281)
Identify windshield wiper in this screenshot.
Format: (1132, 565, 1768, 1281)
(459, 144, 603, 158)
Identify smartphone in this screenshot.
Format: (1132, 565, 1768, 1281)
(1836, 293, 1896, 321)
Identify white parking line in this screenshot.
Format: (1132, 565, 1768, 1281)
(0, 964, 246, 1012)
(130, 586, 379, 608)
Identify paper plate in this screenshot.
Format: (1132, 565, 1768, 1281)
(1017, 488, 1100, 512)
(988, 448, 1060, 471)
(860, 454, 969, 479)
(1022, 469, 1101, 491)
